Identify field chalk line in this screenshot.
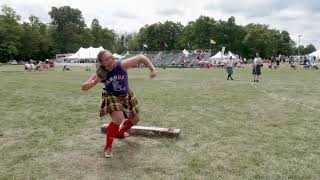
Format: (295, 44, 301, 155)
(250, 82, 320, 112)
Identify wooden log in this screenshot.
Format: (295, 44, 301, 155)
(101, 124, 180, 138)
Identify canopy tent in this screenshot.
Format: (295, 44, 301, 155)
(227, 51, 237, 59)
(66, 46, 104, 59)
(182, 49, 191, 57)
(209, 51, 227, 60)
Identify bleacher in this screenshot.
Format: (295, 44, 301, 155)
(122, 49, 212, 68)
(57, 50, 213, 68)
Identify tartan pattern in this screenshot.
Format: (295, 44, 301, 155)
(100, 89, 139, 119)
(252, 65, 262, 75)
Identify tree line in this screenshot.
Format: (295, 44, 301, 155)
(0, 5, 317, 62)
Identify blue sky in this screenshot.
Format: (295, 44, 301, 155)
(2, 0, 319, 49)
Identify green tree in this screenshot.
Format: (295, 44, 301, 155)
(303, 44, 317, 55)
(127, 33, 141, 51)
(216, 16, 247, 56)
(277, 30, 295, 56)
(0, 5, 303, 61)
(269, 30, 295, 56)
(243, 24, 277, 58)
(293, 44, 316, 55)
(0, 5, 22, 62)
(113, 34, 127, 54)
(79, 27, 94, 48)
(136, 21, 183, 51)
(49, 6, 86, 53)
(294, 45, 304, 55)
(17, 15, 55, 60)
(90, 19, 116, 49)
(178, 16, 217, 50)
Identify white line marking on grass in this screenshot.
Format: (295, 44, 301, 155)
(250, 82, 320, 112)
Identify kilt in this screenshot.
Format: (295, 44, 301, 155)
(226, 67, 233, 75)
(252, 65, 261, 75)
(100, 89, 139, 119)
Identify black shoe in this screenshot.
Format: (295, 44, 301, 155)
(231, 78, 234, 80)
(256, 80, 259, 82)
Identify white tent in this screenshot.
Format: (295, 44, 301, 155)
(66, 46, 104, 59)
(112, 53, 124, 59)
(227, 51, 237, 59)
(182, 49, 190, 57)
(209, 51, 227, 60)
(309, 50, 320, 57)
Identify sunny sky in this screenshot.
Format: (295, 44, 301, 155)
(2, 0, 319, 49)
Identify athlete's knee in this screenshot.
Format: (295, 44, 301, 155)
(111, 111, 124, 125)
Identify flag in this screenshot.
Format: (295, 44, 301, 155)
(210, 39, 216, 44)
(164, 42, 168, 48)
(143, 44, 148, 48)
(221, 47, 226, 55)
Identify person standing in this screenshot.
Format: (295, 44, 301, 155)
(225, 56, 234, 80)
(253, 53, 263, 82)
(275, 57, 280, 69)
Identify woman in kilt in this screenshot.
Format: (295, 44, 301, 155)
(81, 50, 157, 158)
(252, 53, 263, 82)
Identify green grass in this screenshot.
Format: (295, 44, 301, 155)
(1, 65, 320, 179)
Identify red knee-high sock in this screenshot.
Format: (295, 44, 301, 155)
(116, 120, 135, 137)
(105, 122, 119, 150)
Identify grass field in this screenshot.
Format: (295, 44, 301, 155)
(1, 64, 320, 179)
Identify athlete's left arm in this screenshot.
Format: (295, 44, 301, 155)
(121, 55, 157, 78)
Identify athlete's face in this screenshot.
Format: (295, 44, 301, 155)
(100, 52, 114, 67)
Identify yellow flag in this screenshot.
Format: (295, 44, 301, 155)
(210, 39, 216, 44)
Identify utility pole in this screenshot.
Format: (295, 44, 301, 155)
(298, 35, 302, 55)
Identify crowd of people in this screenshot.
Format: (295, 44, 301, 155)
(24, 59, 55, 71)
(22, 49, 318, 78)
(265, 55, 318, 70)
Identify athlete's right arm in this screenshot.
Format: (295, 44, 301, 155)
(81, 74, 102, 91)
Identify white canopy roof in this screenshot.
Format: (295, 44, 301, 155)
(183, 49, 190, 57)
(209, 51, 227, 60)
(66, 46, 104, 59)
(227, 51, 237, 59)
(309, 50, 320, 57)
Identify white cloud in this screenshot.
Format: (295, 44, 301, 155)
(1, 0, 319, 49)
(113, 11, 137, 19)
(156, 8, 183, 16)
